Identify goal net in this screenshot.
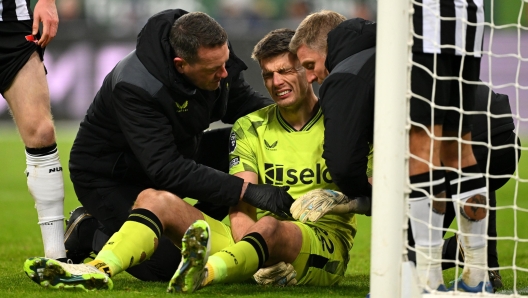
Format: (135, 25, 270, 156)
(371, 0, 527, 297)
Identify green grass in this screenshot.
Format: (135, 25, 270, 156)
(0, 122, 526, 296)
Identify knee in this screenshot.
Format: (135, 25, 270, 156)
(26, 120, 56, 148)
(253, 216, 280, 238)
(461, 194, 487, 221)
(134, 189, 178, 215)
(134, 189, 186, 220)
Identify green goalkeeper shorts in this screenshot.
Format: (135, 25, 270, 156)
(290, 221, 350, 286)
(202, 213, 236, 254)
(202, 213, 350, 286)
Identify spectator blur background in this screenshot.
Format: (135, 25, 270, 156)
(0, 0, 526, 125)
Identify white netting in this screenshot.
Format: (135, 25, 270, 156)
(403, 0, 528, 296)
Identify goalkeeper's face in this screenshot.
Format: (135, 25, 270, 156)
(260, 52, 313, 110)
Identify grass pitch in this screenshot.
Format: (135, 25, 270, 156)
(0, 122, 526, 297)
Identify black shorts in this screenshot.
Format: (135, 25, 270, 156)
(0, 20, 44, 94)
(410, 53, 481, 133)
(473, 130, 521, 191)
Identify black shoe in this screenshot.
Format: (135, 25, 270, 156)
(488, 270, 503, 292)
(64, 206, 98, 263)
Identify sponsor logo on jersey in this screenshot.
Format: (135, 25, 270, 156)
(229, 132, 237, 153)
(264, 163, 332, 185)
(264, 139, 278, 151)
(175, 100, 188, 112)
(229, 156, 240, 168)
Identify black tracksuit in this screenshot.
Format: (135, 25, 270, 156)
(319, 18, 376, 199)
(323, 18, 519, 273)
(68, 9, 272, 281)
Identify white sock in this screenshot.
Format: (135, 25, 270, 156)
(415, 244, 444, 291)
(40, 219, 67, 259)
(456, 202, 488, 286)
(409, 197, 445, 290)
(409, 197, 444, 247)
(459, 244, 488, 286)
(453, 187, 488, 286)
(26, 147, 66, 259)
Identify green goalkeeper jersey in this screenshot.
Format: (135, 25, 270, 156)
(229, 104, 371, 248)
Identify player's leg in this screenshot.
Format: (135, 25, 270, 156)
(74, 184, 184, 281)
(3, 42, 66, 259)
(23, 183, 143, 290)
(87, 188, 207, 278)
(440, 55, 492, 293)
(168, 216, 303, 293)
(408, 53, 450, 291)
(168, 217, 353, 293)
(442, 131, 491, 292)
(73, 184, 172, 280)
(90, 188, 234, 279)
(166, 214, 235, 293)
(211, 216, 302, 281)
(25, 188, 232, 290)
(24, 184, 145, 290)
(288, 221, 351, 286)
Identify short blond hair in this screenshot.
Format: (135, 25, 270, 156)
(290, 10, 346, 55)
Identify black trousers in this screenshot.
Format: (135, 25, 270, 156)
(408, 130, 521, 272)
(72, 127, 232, 281)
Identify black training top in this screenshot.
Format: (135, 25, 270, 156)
(69, 9, 272, 206)
(320, 18, 376, 198)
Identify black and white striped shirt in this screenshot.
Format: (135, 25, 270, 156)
(412, 0, 484, 57)
(0, 0, 32, 21)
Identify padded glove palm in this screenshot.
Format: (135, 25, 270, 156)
(291, 189, 372, 222)
(253, 262, 297, 286)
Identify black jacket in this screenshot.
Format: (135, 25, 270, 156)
(472, 85, 515, 142)
(319, 18, 376, 198)
(69, 9, 272, 206)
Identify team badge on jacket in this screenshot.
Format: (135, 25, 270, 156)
(175, 100, 188, 112)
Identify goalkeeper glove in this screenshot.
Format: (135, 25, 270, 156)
(253, 262, 297, 286)
(291, 189, 371, 223)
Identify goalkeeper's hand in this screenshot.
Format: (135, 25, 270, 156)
(253, 262, 297, 286)
(291, 189, 348, 223)
(291, 189, 372, 223)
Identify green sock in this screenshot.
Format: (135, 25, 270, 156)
(207, 232, 269, 284)
(88, 208, 162, 277)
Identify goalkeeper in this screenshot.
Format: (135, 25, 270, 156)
(169, 28, 364, 292)
(23, 28, 367, 292)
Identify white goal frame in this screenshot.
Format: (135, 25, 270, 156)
(370, 0, 410, 297)
(370, 0, 518, 297)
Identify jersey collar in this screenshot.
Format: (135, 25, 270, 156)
(276, 105, 323, 133)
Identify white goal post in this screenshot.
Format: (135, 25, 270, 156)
(370, 0, 410, 297)
(371, 0, 526, 297)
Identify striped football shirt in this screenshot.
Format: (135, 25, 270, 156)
(412, 0, 485, 57)
(0, 0, 32, 21)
